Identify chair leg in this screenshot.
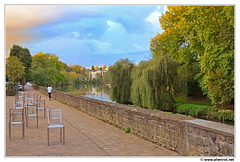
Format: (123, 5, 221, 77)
(9, 123, 11, 140)
(37, 106, 38, 127)
(26, 116, 28, 127)
(44, 103, 46, 118)
(44, 108, 46, 118)
(47, 128, 49, 146)
(63, 127, 65, 145)
(22, 122, 24, 139)
(60, 128, 62, 142)
(37, 116, 38, 127)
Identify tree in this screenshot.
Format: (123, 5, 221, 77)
(6, 56, 25, 83)
(30, 67, 50, 86)
(30, 52, 64, 86)
(91, 65, 95, 71)
(131, 56, 178, 111)
(194, 6, 234, 105)
(9, 44, 32, 81)
(70, 65, 83, 74)
(150, 6, 234, 106)
(108, 59, 134, 104)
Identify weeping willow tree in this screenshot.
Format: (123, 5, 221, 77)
(131, 56, 179, 111)
(108, 58, 135, 104)
(131, 60, 149, 107)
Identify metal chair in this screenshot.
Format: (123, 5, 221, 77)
(18, 91, 24, 99)
(32, 94, 39, 105)
(27, 92, 36, 102)
(9, 108, 25, 140)
(15, 92, 25, 103)
(13, 100, 24, 110)
(38, 96, 46, 117)
(47, 108, 65, 146)
(25, 98, 38, 127)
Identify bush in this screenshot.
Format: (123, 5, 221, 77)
(174, 103, 234, 122)
(125, 127, 131, 133)
(175, 103, 212, 117)
(215, 110, 234, 121)
(6, 83, 18, 96)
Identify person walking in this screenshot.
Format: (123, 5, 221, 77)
(47, 84, 52, 101)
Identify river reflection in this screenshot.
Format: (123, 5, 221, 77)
(54, 84, 115, 103)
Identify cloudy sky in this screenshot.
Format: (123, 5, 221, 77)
(5, 5, 167, 67)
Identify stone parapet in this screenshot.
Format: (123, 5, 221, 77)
(33, 85, 234, 156)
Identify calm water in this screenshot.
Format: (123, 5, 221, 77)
(54, 84, 115, 103)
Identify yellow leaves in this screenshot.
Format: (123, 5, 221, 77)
(6, 56, 26, 82)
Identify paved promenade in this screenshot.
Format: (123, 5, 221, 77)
(6, 86, 180, 156)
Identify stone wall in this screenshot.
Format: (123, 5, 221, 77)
(34, 85, 234, 156)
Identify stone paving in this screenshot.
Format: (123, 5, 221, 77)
(6, 86, 180, 156)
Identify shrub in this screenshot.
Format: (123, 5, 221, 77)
(175, 103, 211, 117)
(174, 103, 234, 122)
(6, 83, 18, 96)
(175, 103, 190, 114)
(215, 110, 234, 121)
(125, 127, 131, 133)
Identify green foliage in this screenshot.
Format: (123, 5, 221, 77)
(131, 60, 149, 107)
(30, 67, 50, 86)
(9, 44, 32, 80)
(108, 58, 134, 104)
(131, 56, 178, 111)
(6, 56, 25, 83)
(214, 109, 234, 121)
(175, 103, 210, 117)
(10, 44, 32, 68)
(30, 52, 69, 86)
(6, 83, 18, 96)
(174, 103, 234, 121)
(125, 127, 131, 133)
(150, 6, 234, 106)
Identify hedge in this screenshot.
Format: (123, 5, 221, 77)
(174, 103, 234, 122)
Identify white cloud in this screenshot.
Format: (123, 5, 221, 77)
(85, 39, 112, 54)
(101, 20, 129, 54)
(145, 7, 162, 32)
(163, 5, 168, 14)
(133, 43, 144, 51)
(16, 6, 168, 67)
(71, 32, 80, 38)
(106, 20, 126, 35)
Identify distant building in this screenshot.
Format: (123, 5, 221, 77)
(87, 65, 108, 80)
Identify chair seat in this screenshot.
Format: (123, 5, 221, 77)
(38, 107, 45, 110)
(48, 124, 64, 129)
(10, 121, 23, 125)
(27, 114, 37, 117)
(15, 107, 23, 109)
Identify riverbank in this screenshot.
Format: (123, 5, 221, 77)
(52, 84, 234, 125)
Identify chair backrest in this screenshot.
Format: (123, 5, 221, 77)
(15, 92, 24, 101)
(48, 108, 62, 125)
(26, 98, 38, 115)
(9, 108, 24, 122)
(14, 100, 24, 109)
(27, 97, 33, 105)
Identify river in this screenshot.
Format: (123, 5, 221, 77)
(54, 84, 115, 103)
